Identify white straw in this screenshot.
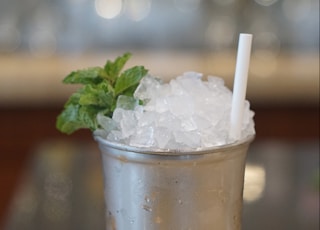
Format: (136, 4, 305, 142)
(229, 33, 253, 141)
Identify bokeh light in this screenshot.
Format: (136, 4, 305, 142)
(244, 164, 266, 203)
(125, 0, 151, 21)
(95, 0, 123, 19)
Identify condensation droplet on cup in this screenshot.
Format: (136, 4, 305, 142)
(145, 196, 151, 203)
(142, 204, 153, 212)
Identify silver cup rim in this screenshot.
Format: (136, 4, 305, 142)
(94, 134, 255, 156)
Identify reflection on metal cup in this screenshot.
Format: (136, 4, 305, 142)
(95, 135, 254, 230)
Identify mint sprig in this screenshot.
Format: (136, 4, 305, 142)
(56, 53, 148, 134)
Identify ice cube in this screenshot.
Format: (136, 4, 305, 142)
(192, 114, 212, 131)
(168, 95, 194, 116)
(119, 110, 137, 138)
(113, 108, 141, 137)
(116, 95, 138, 110)
(97, 113, 118, 133)
(156, 111, 181, 131)
(137, 111, 157, 127)
(112, 108, 125, 123)
(134, 75, 162, 101)
(154, 97, 169, 113)
(180, 116, 197, 131)
(207, 76, 225, 88)
(201, 128, 228, 147)
(93, 129, 108, 139)
(169, 79, 184, 96)
(107, 130, 124, 142)
(173, 130, 201, 148)
(241, 101, 255, 138)
(177, 72, 205, 94)
(154, 127, 172, 149)
(129, 126, 154, 147)
(182, 71, 203, 79)
(133, 105, 144, 120)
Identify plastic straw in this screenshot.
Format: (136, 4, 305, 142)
(229, 33, 253, 141)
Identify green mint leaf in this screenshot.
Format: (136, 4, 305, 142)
(104, 52, 132, 84)
(57, 84, 114, 134)
(56, 104, 89, 134)
(56, 103, 109, 134)
(64, 89, 82, 106)
(56, 53, 148, 134)
(77, 105, 101, 131)
(114, 66, 147, 96)
(63, 67, 103, 85)
(121, 83, 140, 97)
(79, 83, 114, 107)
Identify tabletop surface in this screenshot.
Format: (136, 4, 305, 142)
(3, 139, 319, 230)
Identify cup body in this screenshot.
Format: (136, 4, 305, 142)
(95, 135, 254, 230)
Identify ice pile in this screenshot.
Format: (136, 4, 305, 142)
(95, 72, 255, 150)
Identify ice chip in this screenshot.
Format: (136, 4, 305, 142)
(174, 130, 201, 149)
(113, 108, 139, 130)
(112, 108, 125, 123)
(154, 127, 172, 149)
(181, 71, 203, 79)
(97, 113, 118, 133)
(241, 101, 255, 138)
(133, 105, 144, 120)
(93, 129, 108, 139)
(116, 95, 138, 110)
(207, 76, 225, 88)
(130, 126, 154, 147)
(134, 75, 162, 101)
(168, 95, 194, 116)
(201, 129, 228, 147)
(107, 130, 124, 142)
(177, 72, 205, 94)
(115, 109, 137, 138)
(169, 79, 184, 96)
(154, 97, 169, 113)
(157, 111, 181, 131)
(137, 111, 157, 127)
(180, 116, 197, 131)
(192, 114, 212, 131)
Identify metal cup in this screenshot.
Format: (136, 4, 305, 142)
(95, 135, 254, 230)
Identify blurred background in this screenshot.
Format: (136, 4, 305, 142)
(0, 0, 319, 229)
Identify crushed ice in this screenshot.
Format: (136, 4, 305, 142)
(95, 72, 255, 150)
